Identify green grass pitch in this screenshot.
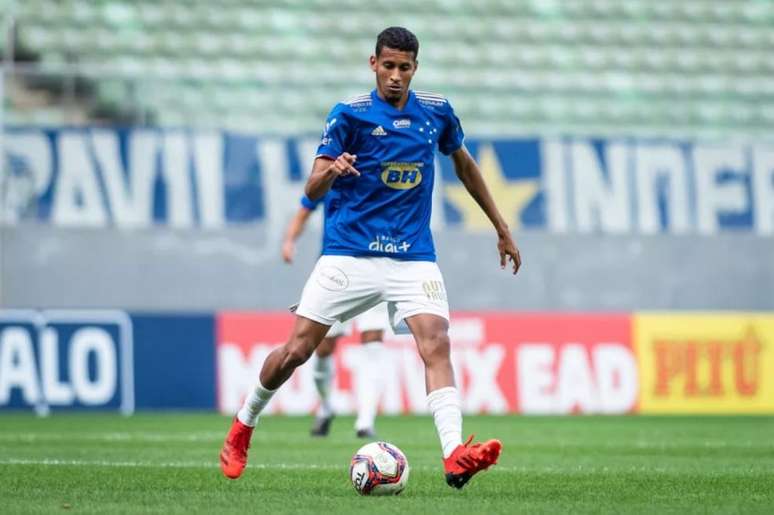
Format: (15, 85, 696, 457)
(1, 413, 772, 514)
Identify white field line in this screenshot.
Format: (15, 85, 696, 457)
(0, 458, 329, 470)
(0, 458, 456, 472)
(0, 458, 749, 476)
(0, 457, 524, 473)
(0, 433, 764, 449)
(0, 432, 225, 443)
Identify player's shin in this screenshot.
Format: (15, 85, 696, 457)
(235, 344, 304, 427)
(426, 386, 463, 459)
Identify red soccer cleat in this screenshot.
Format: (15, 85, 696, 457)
(443, 435, 502, 489)
(219, 418, 254, 479)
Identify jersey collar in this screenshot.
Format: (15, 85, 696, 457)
(371, 88, 415, 113)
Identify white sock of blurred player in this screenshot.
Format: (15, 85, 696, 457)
(313, 354, 334, 418)
(427, 386, 463, 458)
(354, 341, 385, 432)
(237, 380, 277, 427)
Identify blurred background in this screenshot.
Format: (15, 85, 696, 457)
(1, 0, 773, 416)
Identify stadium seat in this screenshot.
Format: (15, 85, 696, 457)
(6, 0, 774, 137)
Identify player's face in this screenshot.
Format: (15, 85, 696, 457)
(370, 47, 417, 105)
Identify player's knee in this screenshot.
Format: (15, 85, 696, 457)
(418, 332, 451, 364)
(282, 339, 315, 368)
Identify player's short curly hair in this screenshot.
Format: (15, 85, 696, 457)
(375, 27, 419, 60)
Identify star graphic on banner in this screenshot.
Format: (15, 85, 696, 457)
(445, 144, 539, 230)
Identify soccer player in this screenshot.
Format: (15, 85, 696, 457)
(282, 197, 388, 439)
(221, 26, 521, 489)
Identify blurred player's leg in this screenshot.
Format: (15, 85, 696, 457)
(220, 315, 330, 479)
(354, 328, 385, 438)
(310, 335, 338, 436)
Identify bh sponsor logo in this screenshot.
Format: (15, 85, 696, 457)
(381, 162, 423, 190)
(369, 235, 411, 254)
(0, 310, 134, 414)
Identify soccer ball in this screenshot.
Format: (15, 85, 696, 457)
(350, 441, 410, 495)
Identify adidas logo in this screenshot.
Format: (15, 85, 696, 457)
(371, 125, 387, 136)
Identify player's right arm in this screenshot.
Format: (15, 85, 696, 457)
(306, 104, 361, 200)
(304, 153, 360, 201)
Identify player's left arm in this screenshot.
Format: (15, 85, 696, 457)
(281, 207, 314, 264)
(450, 146, 521, 274)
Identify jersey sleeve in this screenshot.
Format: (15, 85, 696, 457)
(437, 100, 465, 155)
(300, 194, 322, 211)
(316, 103, 352, 159)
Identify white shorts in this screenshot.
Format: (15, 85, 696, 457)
(296, 255, 449, 333)
(326, 302, 388, 338)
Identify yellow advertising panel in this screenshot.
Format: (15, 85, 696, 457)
(635, 313, 774, 413)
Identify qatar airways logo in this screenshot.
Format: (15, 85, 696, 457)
(369, 235, 411, 253)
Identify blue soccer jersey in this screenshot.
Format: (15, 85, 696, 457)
(315, 89, 464, 261)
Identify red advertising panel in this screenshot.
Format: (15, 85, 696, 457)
(216, 311, 635, 415)
(485, 313, 635, 414)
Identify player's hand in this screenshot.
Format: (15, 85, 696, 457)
(281, 240, 295, 263)
(328, 152, 360, 177)
(498, 231, 521, 275)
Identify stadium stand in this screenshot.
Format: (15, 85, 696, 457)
(3, 0, 774, 136)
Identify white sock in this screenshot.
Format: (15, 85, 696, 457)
(354, 341, 384, 431)
(237, 379, 277, 427)
(313, 354, 334, 418)
(427, 386, 463, 459)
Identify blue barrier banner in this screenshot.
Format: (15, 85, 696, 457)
(0, 310, 134, 414)
(131, 314, 215, 410)
(0, 310, 215, 412)
(2, 127, 773, 234)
